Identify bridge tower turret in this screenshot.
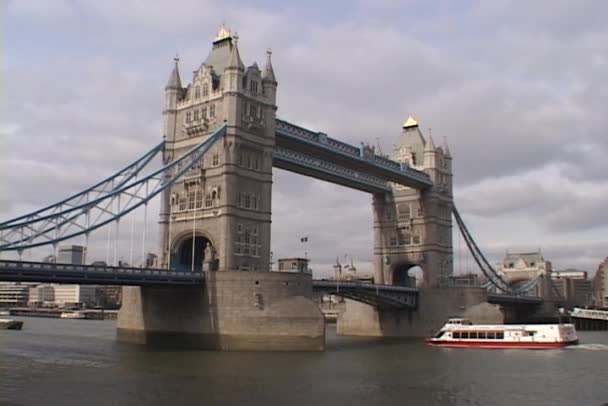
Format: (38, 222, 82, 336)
(159, 57, 184, 266)
(158, 25, 277, 273)
(373, 116, 453, 287)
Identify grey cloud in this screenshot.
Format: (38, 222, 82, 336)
(4, 0, 608, 274)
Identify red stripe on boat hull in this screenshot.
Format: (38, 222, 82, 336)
(425, 339, 579, 349)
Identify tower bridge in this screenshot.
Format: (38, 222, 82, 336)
(0, 26, 559, 350)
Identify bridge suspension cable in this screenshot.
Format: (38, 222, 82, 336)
(452, 205, 540, 295)
(0, 141, 164, 228)
(0, 126, 226, 252)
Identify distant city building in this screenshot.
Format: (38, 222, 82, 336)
(450, 273, 481, 287)
(55, 245, 98, 307)
(277, 258, 310, 273)
(0, 282, 31, 307)
(552, 270, 593, 309)
(53, 285, 97, 308)
(331, 257, 374, 282)
(28, 284, 55, 307)
(95, 286, 122, 309)
(553, 270, 588, 280)
(593, 258, 608, 308)
(145, 253, 158, 268)
(57, 245, 85, 265)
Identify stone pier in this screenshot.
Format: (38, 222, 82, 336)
(117, 271, 325, 351)
(337, 287, 504, 337)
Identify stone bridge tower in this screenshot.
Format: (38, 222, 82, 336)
(373, 116, 453, 287)
(159, 25, 277, 272)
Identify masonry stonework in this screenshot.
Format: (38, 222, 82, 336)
(373, 117, 453, 288)
(118, 26, 324, 351)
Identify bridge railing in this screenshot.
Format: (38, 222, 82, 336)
(313, 279, 418, 293)
(273, 147, 391, 192)
(0, 259, 204, 279)
(571, 307, 608, 321)
(276, 119, 432, 186)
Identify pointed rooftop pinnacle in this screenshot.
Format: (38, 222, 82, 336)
(165, 55, 182, 90)
(226, 33, 244, 71)
(442, 136, 452, 157)
(425, 128, 436, 152)
(403, 115, 418, 128)
(215, 22, 232, 42)
(262, 48, 277, 83)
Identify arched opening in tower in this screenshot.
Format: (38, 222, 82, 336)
(392, 264, 423, 287)
(176, 236, 212, 272)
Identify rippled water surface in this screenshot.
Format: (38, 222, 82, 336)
(1, 317, 607, 406)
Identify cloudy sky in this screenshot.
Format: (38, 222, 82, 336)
(2, 0, 607, 277)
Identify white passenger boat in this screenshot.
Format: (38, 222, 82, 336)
(426, 318, 578, 349)
(60, 311, 87, 319)
(0, 318, 23, 330)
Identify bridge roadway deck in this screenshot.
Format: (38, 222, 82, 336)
(0, 260, 203, 286)
(487, 293, 542, 306)
(312, 280, 418, 309)
(0, 260, 542, 309)
(570, 307, 608, 321)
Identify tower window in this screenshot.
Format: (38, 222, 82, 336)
(194, 86, 200, 99)
(186, 112, 192, 123)
(248, 104, 257, 118)
(250, 81, 258, 93)
(209, 104, 215, 118)
(212, 154, 219, 166)
(179, 193, 187, 211)
(413, 235, 421, 245)
(194, 109, 200, 121)
(205, 193, 212, 208)
(195, 190, 203, 209)
(188, 191, 196, 210)
(398, 204, 411, 221)
(202, 106, 207, 119)
(202, 83, 209, 97)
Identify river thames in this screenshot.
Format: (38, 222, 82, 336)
(1, 317, 607, 406)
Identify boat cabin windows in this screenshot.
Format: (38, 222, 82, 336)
(447, 318, 472, 326)
(451, 331, 505, 340)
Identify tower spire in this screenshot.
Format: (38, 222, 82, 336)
(424, 128, 436, 152)
(165, 55, 182, 90)
(226, 34, 244, 71)
(442, 136, 451, 158)
(262, 48, 277, 83)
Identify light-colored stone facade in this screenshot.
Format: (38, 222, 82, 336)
(373, 117, 453, 287)
(118, 27, 325, 351)
(496, 251, 551, 284)
(118, 271, 324, 351)
(159, 29, 277, 273)
(594, 258, 608, 307)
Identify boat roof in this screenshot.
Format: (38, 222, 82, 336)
(443, 323, 574, 330)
